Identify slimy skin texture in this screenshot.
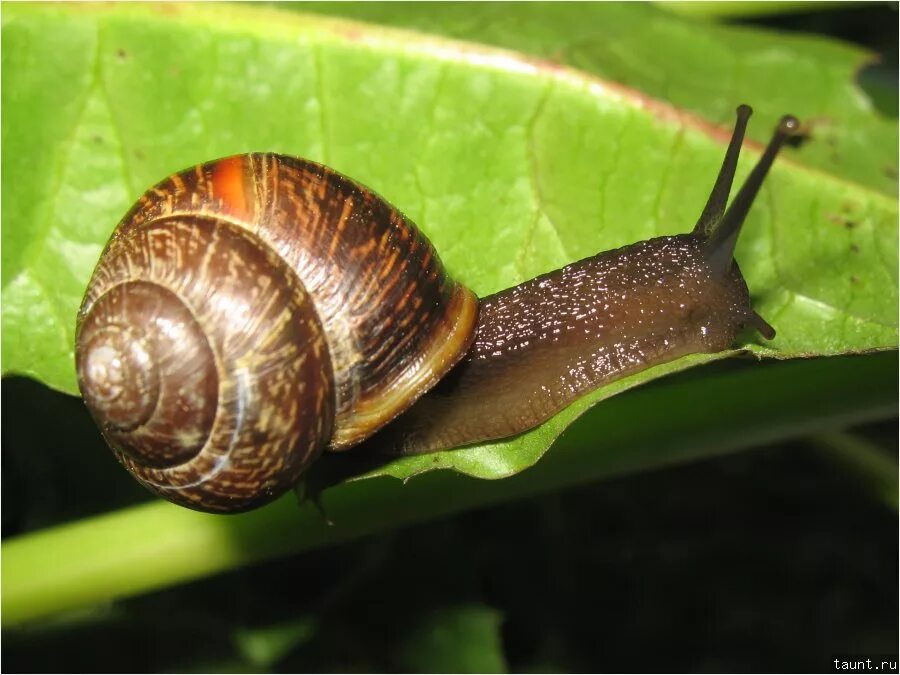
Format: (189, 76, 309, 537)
(365, 235, 757, 456)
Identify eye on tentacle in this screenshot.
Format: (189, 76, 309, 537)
(693, 105, 801, 341)
(694, 103, 753, 238)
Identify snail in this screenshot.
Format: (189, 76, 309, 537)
(75, 104, 799, 514)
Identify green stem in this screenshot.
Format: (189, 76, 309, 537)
(654, 1, 861, 19)
(809, 431, 899, 509)
(2, 352, 896, 627)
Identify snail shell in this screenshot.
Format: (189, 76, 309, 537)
(75, 155, 478, 512)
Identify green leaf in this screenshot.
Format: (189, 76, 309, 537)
(652, 1, 853, 20)
(2, 2, 896, 495)
(397, 604, 507, 673)
(294, 1, 898, 194)
(4, 2, 896, 381)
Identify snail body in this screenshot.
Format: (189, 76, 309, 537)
(76, 105, 798, 513)
(369, 234, 764, 456)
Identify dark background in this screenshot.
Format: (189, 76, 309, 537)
(3, 3, 897, 672)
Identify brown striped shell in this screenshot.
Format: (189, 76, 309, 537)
(75, 154, 478, 513)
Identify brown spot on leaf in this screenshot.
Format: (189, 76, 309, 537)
(116, 48, 128, 60)
(826, 213, 858, 229)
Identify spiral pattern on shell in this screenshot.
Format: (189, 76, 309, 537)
(76, 154, 478, 512)
(77, 217, 335, 511)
